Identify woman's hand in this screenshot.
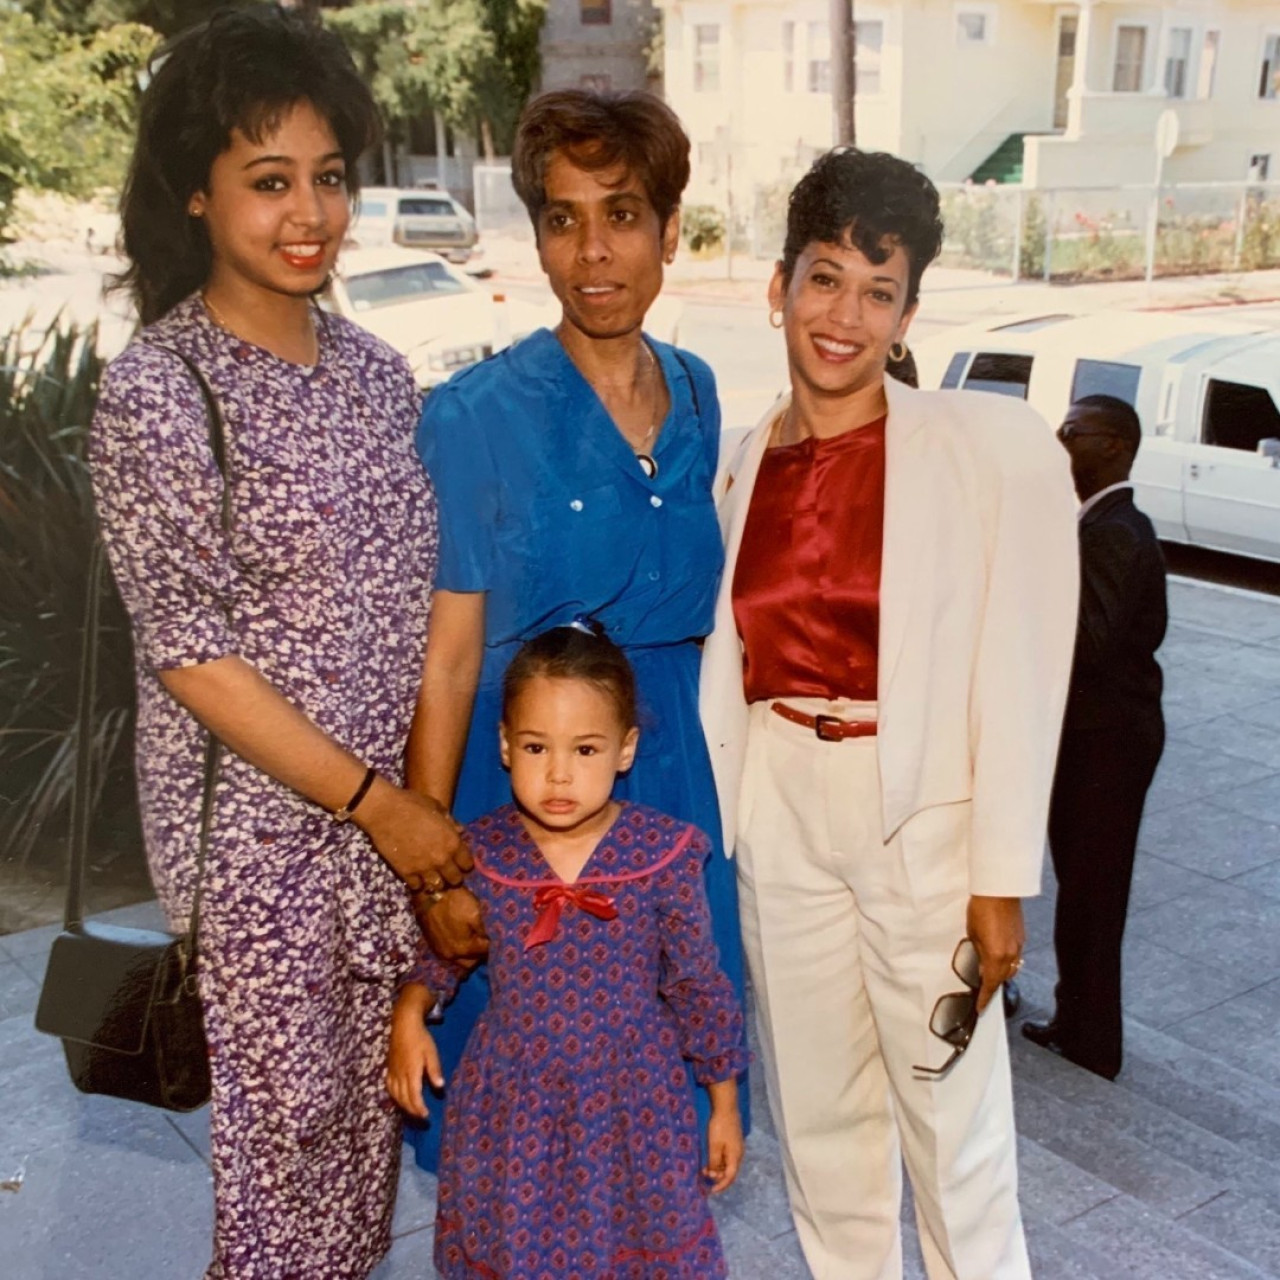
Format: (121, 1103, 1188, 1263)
(418, 887, 490, 967)
(702, 1079, 744, 1194)
(966, 895, 1025, 1014)
(386, 985, 444, 1119)
(356, 779, 472, 890)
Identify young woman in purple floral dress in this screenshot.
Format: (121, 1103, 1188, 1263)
(388, 625, 747, 1279)
(89, 9, 469, 1276)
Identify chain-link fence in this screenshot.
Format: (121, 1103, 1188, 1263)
(937, 180, 1280, 282)
(471, 160, 1280, 282)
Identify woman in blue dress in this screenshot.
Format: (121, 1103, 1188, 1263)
(407, 88, 747, 1170)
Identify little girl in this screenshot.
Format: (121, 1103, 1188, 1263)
(387, 623, 747, 1279)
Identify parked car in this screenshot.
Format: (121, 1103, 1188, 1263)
(349, 186, 480, 264)
(321, 247, 546, 389)
(913, 311, 1280, 564)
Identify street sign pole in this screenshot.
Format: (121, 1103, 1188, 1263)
(1146, 108, 1180, 285)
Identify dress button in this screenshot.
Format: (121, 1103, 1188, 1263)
(570, 499, 584, 512)
(650, 495, 663, 508)
(648, 570, 660, 582)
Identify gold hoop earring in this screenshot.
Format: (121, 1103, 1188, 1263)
(769, 308, 784, 329)
(889, 341, 909, 362)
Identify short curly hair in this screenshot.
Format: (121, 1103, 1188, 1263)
(781, 148, 944, 306)
(511, 89, 690, 233)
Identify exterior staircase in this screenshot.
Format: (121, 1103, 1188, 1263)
(971, 132, 1029, 184)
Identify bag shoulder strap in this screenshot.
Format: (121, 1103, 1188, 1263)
(670, 347, 702, 424)
(69, 344, 228, 958)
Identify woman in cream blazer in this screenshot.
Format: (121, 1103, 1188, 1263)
(699, 150, 1078, 1280)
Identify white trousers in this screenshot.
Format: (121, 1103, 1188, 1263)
(736, 699, 1031, 1280)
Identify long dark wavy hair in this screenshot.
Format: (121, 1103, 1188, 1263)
(113, 4, 381, 325)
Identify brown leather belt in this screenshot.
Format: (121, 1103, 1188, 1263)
(770, 701, 878, 742)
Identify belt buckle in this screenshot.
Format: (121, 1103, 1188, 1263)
(813, 714, 845, 742)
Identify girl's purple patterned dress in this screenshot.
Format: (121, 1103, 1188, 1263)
(409, 803, 747, 1280)
(90, 297, 437, 1279)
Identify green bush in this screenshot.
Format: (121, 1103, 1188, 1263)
(1241, 196, 1280, 270)
(940, 187, 1013, 274)
(681, 204, 726, 255)
(1019, 195, 1046, 279)
(0, 319, 139, 868)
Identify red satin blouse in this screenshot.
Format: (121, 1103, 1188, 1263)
(732, 416, 886, 704)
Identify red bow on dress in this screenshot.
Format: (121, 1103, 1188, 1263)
(524, 884, 618, 950)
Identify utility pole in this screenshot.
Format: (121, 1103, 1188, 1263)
(830, 0, 856, 145)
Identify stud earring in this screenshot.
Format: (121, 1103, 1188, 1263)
(769, 308, 784, 329)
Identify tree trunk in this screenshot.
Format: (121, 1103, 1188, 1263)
(480, 117, 496, 164)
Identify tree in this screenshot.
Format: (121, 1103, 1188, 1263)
(21, 0, 240, 39)
(0, 11, 158, 239)
(325, 0, 545, 164)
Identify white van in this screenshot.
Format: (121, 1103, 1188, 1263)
(914, 313, 1280, 564)
(349, 186, 479, 264)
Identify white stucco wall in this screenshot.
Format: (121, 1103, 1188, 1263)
(660, 0, 1280, 196)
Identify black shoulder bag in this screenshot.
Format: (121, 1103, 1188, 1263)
(34, 350, 228, 1113)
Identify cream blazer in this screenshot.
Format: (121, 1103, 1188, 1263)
(699, 377, 1079, 898)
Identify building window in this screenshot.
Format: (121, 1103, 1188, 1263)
(782, 21, 795, 93)
(1164, 27, 1192, 97)
(1250, 154, 1271, 181)
(694, 24, 721, 93)
(808, 20, 831, 94)
(1198, 30, 1220, 99)
(579, 74, 611, 92)
(1113, 25, 1147, 92)
(580, 0, 610, 25)
(856, 20, 884, 95)
(1260, 34, 1280, 99)
(956, 10, 990, 46)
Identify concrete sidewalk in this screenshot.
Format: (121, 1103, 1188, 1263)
(3, 573, 1280, 1278)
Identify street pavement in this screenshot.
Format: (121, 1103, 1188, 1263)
(2, 572, 1280, 1278)
(4, 226, 1280, 1275)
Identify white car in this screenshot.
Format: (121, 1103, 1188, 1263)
(914, 311, 1280, 564)
(323, 247, 546, 389)
(349, 186, 480, 264)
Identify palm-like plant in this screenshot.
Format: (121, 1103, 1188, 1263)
(0, 318, 140, 871)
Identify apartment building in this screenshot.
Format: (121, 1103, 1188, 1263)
(540, 0, 660, 95)
(657, 0, 1280, 199)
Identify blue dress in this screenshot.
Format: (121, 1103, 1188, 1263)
(411, 804, 747, 1279)
(412, 327, 747, 1170)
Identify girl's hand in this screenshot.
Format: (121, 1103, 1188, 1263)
(357, 779, 472, 891)
(702, 1080, 744, 1194)
(386, 986, 444, 1119)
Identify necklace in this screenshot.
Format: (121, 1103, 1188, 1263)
(200, 292, 234, 333)
(634, 342, 661, 480)
(201, 291, 319, 365)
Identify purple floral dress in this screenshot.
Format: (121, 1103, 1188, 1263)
(89, 296, 436, 1279)
(408, 803, 747, 1280)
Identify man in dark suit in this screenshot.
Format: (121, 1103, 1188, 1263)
(1022, 394, 1167, 1080)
